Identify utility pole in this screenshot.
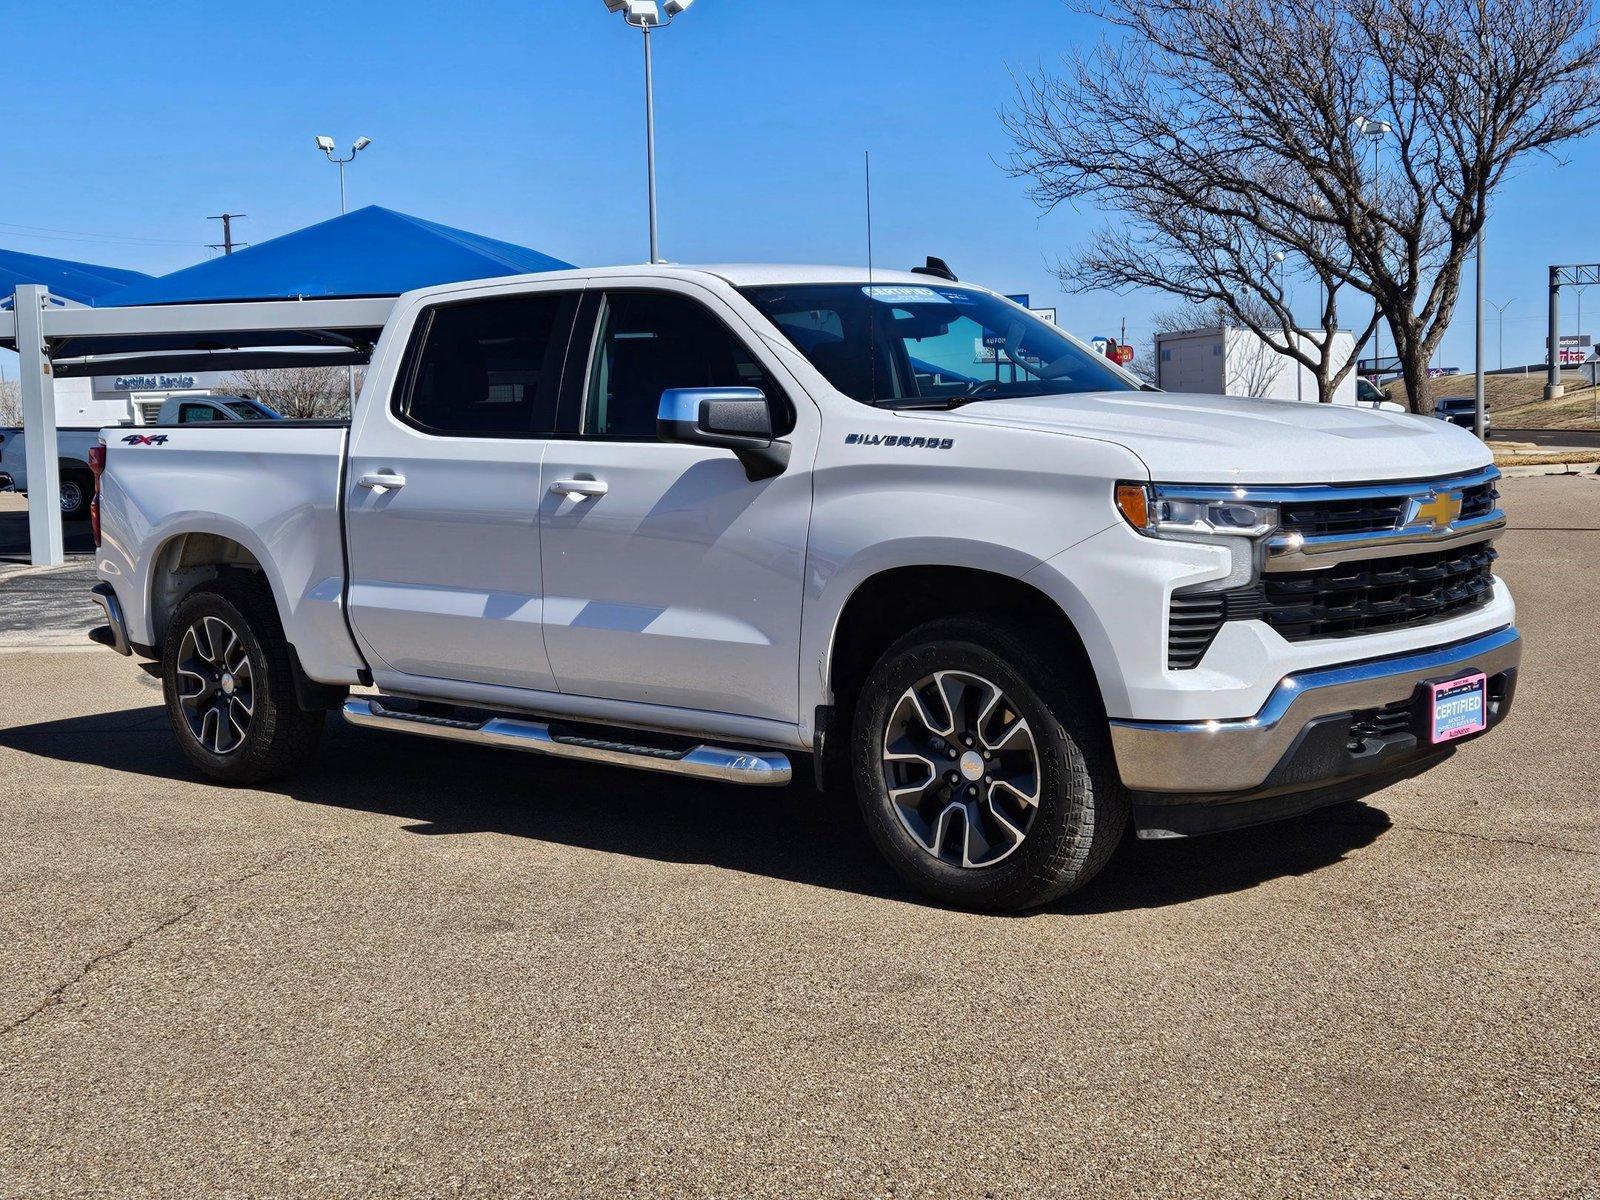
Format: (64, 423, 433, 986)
(206, 213, 248, 255)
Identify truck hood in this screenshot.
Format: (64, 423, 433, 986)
(930, 390, 1490, 484)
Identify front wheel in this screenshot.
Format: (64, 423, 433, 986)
(851, 617, 1127, 912)
(162, 579, 324, 784)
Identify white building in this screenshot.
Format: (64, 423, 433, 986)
(50, 370, 233, 428)
(1155, 326, 1357, 405)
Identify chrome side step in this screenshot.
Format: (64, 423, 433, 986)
(341, 697, 792, 786)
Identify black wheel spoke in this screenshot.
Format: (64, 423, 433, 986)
(881, 670, 1039, 870)
(176, 615, 253, 757)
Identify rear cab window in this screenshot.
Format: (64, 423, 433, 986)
(394, 292, 579, 437)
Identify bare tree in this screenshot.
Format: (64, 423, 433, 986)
(223, 366, 359, 420)
(1006, 0, 1600, 412)
(0, 378, 21, 427)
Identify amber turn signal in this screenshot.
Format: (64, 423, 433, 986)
(1115, 482, 1151, 529)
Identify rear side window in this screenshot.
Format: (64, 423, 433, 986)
(584, 291, 778, 438)
(178, 403, 221, 423)
(397, 292, 577, 436)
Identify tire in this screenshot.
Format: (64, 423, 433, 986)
(161, 577, 324, 785)
(59, 473, 92, 520)
(851, 616, 1127, 912)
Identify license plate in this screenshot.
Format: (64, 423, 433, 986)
(1429, 673, 1488, 743)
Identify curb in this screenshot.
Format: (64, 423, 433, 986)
(1496, 461, 1600, 479)
(0, 559, 84, 582)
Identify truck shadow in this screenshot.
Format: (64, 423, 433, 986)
(0, 507, 95, 565)
(0, 705, 1393, 914)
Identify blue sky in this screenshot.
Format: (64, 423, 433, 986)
(3, 0, 1597, 371)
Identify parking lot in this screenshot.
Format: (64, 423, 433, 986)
(0, 475, 1595, 1198)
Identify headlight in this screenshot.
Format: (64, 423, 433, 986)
(1115, 482, 1279, 590)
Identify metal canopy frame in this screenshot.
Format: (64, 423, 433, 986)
(1544, 264, 1600, 400)
(2, 285, 396, 565)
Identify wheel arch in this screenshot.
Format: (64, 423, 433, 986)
(145, 529, 277, 650)
(820, 564, 1107, 726)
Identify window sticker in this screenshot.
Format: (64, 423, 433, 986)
(862, 285, 950, 304)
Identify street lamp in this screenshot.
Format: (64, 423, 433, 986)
(1490, 298, 1515, 371)
(1355, 116, 1391, 390)
(315, 134, 373, 215)
(314, 134, 373, 408)
(1273, 250, 1303, 402)
(601, 0, 696, 263)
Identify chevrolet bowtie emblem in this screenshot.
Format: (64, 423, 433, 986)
(1406, 489, 1463, 532)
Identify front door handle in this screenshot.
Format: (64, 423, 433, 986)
(358, 472, 407, 493)
(549, 479, 609, 499)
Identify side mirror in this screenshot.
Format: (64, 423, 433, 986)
(657, 387, 791, 481)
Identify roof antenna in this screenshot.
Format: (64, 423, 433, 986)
(865, 149, 877, 406)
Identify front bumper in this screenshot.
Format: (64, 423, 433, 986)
(1110, 625, 1521, 835)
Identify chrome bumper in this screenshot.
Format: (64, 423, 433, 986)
(1110, 625, 1522, 794)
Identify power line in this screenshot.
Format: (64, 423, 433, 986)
(0, 219, 204, 248)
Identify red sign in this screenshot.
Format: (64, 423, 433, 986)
(1115, 344, 1135, 365)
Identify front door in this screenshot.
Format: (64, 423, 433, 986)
(345, 287, 578, 691)
(539, 284, 816, 724)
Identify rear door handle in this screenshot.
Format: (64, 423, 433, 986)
(358, 472, 407, 493)
(549, 479, 609, 499)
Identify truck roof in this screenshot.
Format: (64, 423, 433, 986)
(402, 263, 970, 302)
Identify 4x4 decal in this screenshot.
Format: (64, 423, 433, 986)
(121, 434, 170, 446)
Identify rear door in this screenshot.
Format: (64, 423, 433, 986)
(538, 282, 818, 723)
(345, 285, 579, 691)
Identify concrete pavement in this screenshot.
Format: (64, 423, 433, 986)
(0, 476, 1595, 1198)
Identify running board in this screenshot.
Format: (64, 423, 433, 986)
(341, 697, 792, 786)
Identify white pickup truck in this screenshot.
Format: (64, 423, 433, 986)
(87, 264, 1520, 911)
(1, 394, 277, 518)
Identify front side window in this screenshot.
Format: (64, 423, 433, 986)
(398, 292, 577, 436)
(741, 283, 1136, 408)
(585, 291, 776, 438)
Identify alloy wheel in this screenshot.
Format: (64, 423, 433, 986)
(176, 615, 255, 755)
(58, 480, 83, 513)
(880, 670, 1041, 868)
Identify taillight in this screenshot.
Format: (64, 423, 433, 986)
(89, 443, 106, 547)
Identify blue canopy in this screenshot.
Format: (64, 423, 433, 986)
(98, 206, 574, 306)
(0, 248, 152, 307)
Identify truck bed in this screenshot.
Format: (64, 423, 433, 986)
(97, 421, 364, 682)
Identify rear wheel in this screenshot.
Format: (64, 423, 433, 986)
(851, 617, 1127, 912)
(162, 578, 323, 784)
(59, 473, 92, 520)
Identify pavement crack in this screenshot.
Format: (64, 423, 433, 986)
(0, 845, 303, 1039)
(1389, 821, 1597, 857)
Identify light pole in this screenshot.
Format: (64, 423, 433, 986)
(601, 0, 695, 264)
(315, 134, 372, 408)
(1354, 116, 1392, 392)
(1490, 298, 1515, 371)
(1273, 250, 1302, 402)
(316, 135, 371, 216)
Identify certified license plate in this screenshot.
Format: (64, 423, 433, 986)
(1429, 673, 1488, 743)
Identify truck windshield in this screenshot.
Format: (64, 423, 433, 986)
(741, 283, 1136, 408)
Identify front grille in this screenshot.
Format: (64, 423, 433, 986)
(1255, 544, 1497, 641)
(1278, 477, 1499, 536)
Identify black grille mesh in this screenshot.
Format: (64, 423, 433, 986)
(1278, 478, 1499, 537)
(1257, 544, 1497, 641)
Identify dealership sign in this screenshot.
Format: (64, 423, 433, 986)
(113, 374, 198, 390)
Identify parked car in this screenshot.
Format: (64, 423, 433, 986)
(86, 265, 1518, 911)
(1431, 394, 1492, 438)
(0, 395, 277, 518)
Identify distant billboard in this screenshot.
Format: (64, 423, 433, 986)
(1547, 333, 1592, 365)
